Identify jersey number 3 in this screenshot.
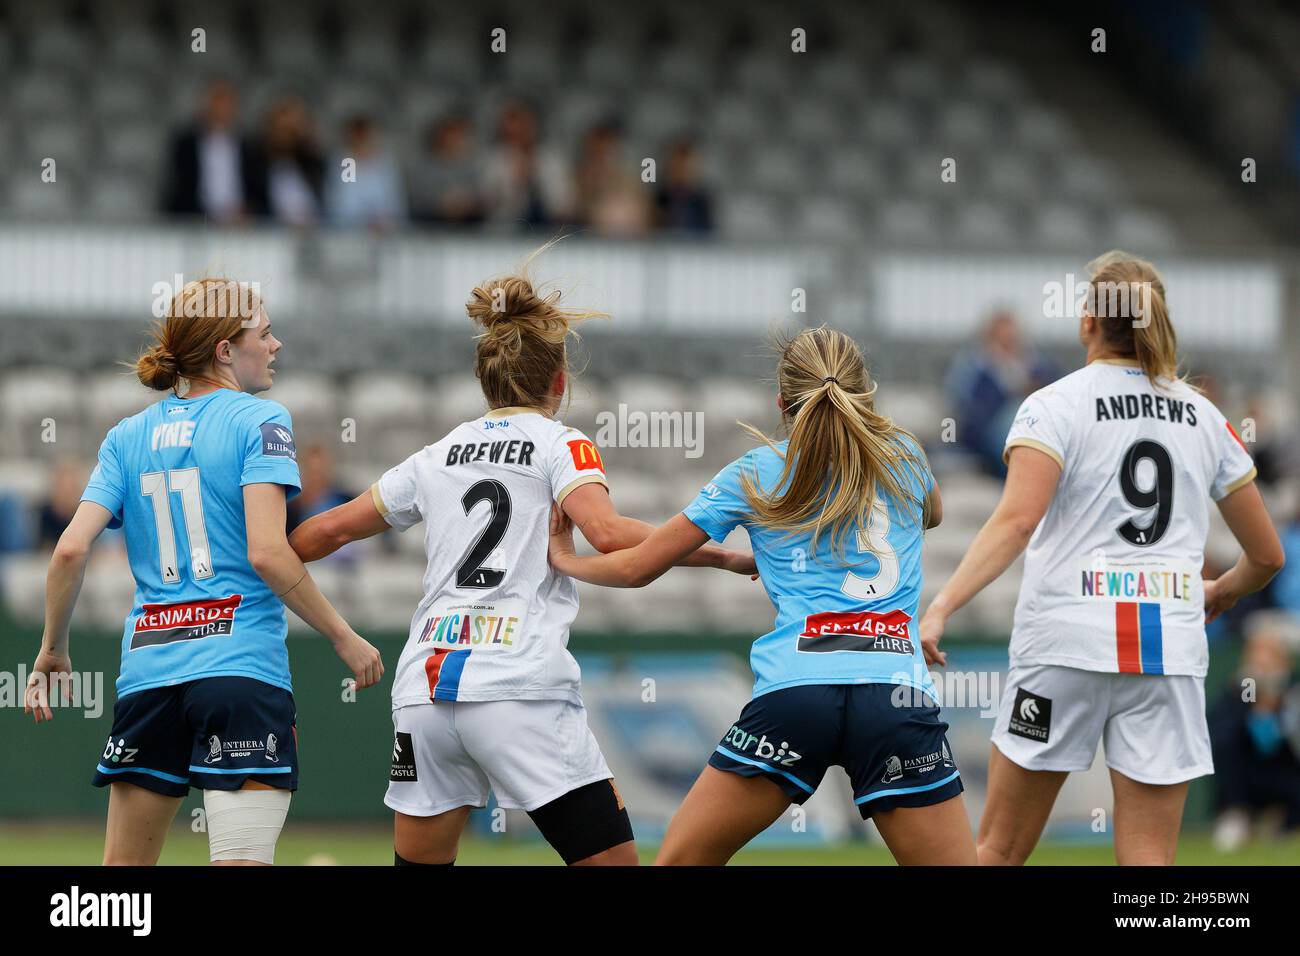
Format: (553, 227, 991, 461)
(841, 498, 900, 600)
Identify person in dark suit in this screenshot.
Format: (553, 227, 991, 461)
(161, 80, 266, 222)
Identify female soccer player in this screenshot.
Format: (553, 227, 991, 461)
(24, 278, 382, 866)
(548, 325, 978, 865)
(288, 269, 753, 866)
(919, 251, 1286, 865)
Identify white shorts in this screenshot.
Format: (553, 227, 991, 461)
(384, 698, 613, 816)
(991, 663, 1214, 785)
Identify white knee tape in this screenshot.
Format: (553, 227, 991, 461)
(204, 788, 292, 864)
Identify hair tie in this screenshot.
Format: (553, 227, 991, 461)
(822, 376, 839, 386)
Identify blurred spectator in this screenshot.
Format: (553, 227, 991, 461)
(326, 114, 407, 230)
(946, 310, 1058, 476)
(254, 95, 326, 227)
(574, 121, 651, 237)
(0, 491, 31, 555)
(1209, 612, 1300, 850)
(286, 446, 355, 562)
(483, 100, 573, 228)
(161, 80, 264, 222)
(36, 459, 89, 550)
(1242, 395, 1299, 487)
(1269, 497, 1300, 614)
(655, 138, 714, 233)
(410, 112, 485, 225)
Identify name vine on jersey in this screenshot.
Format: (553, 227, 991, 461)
(1003, 360, 1256, 678)
(371, 408, 608, 707)
(683, 435, 938, 700)
(80, 389, 302, 696)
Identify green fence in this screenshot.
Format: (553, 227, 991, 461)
(0, 610, 1231, 823)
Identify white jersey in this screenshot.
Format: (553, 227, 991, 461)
(1003, 359, 1256, 678)
(372, 406, 609, 707)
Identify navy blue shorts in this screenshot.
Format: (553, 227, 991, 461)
(92, 677, 298, 798)
(708, 683, 963, 818)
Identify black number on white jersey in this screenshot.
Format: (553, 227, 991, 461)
(456, 479, 511, 588)
(1116, 439, 1173, 547)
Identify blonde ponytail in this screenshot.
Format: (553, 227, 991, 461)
(1086, 250, 1185, 388)
(739, 326, 931, 560)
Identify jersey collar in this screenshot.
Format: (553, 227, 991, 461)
(485, 405, 551, 418)
(1091, 357, 1141, 367)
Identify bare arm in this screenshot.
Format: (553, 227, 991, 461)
(550, 512, 712, 588)
(289, 489, 390, 562)
(926, 483, 943, 530)
(25, 502, 113, 721)
(245, 483, 383, 688)
(1204, 481, 1286, 623)
(561, 482, 753, 574)
(919, 446, 1061, 665)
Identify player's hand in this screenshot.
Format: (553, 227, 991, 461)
(1202, 576, 1240, 625)
(548, 504, 576, 567)
(918, 608, 948, 667)
(24, 649, 73, 723)
(721, 549, 759, 579)
(335, 633, 384, 690)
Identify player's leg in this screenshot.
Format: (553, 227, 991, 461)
(104, 782, 184, 865)
(976, 745, 1068, 865)
(458, 698, 637, 865)
(204, 780, 293, 866)
(659, 685, 834, 865)
(1103, 673, 1211, 865)
(526, 779, 637, 866)
(186, 677, 299, 865)
(846, 684, 975, 865)
(394, 807, 472, 865)
(93, 685, 191, 865)
(385, 702, 489, 866)
(656, 766, 792, 865)
(872, 794, 977, 865)
(979, 664, 1107, 864)
(1109, 770, 1188, 865)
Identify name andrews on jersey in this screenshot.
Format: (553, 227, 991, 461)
(1094, 393, 1198, 426)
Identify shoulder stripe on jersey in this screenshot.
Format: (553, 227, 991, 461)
(556, 473, 608, 507)
(1220, 466, 1258, 498)
(1003, 437, 1063, 469)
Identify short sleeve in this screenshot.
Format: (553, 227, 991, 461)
(550, 427, 609, 506)
(240, 403, 301, 499)
(894, 434, 935, 497)
(82, 425, 126, 529)
(1004, 386, 1069, 469)
(683, 455, 753, 543)
(1211, 418, 1257, 500)
(372, 453, 423, 531)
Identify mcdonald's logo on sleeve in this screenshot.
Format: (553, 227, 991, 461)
(567, 439, 605, 473)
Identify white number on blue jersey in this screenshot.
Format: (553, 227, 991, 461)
(140, 467, 214, 584)
(840, 497, 899, 600)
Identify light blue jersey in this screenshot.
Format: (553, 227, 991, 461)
(81, 389, 301, 697)
(684, 438, 936, 700)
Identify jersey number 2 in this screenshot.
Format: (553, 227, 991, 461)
(140, 468, 213, 584)
(456, 479, 512, 588)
